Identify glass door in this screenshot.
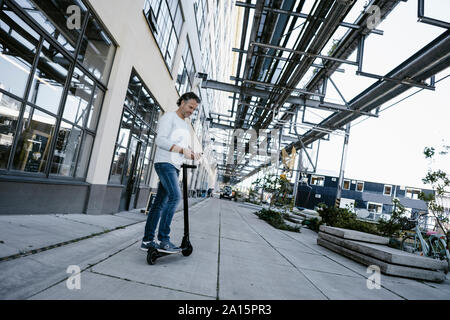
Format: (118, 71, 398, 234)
(119, 136, 142, 211)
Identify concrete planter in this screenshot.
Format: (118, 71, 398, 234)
(317, 226, 448, 283)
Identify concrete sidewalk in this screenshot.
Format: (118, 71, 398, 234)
(0, 198, 449, 300)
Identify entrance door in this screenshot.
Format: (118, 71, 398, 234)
(119, 136, 143, 211)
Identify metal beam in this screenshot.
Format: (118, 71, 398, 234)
(235, 1, 384, 35)
(231, 48, 346, 73)
(251, 41, 359, 66)
(418, 0, 450, 29)
(201, 79, 377, 117)
(355, 71, 435, 90)
(230, 77, 325, 97)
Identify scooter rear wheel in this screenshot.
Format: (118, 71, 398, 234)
(147, 248, 158, 265)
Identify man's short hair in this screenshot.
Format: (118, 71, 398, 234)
(177, 92, 201, 106)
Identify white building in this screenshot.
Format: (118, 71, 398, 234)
(0, 0, 236, 214)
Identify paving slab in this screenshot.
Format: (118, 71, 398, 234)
(0, 223, 143, 299)
(90, 232, 219, 299)
(379, 277, 450, 300)
(220, 217, 265, 244)
(218, 253, 327, 300)
(30, 271, 209, 300)
(276, 247, 360, 277)
(220, 237, 291, 267)
(54, 213, 140, 230)
(320, 225, 389, 245)
(0, 216, 104, 259)
(300, 269, 403, 300)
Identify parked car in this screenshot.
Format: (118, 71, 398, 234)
(220, 186, 233, 200)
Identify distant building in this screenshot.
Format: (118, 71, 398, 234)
(296, 173, 435, 225)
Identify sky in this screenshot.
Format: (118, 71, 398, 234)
(301, 0, 450, 190)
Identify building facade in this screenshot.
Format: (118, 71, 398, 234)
(0, 0, 234, 214)
(296, 173, 434, 223)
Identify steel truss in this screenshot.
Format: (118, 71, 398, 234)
(200, 0, 450, 185)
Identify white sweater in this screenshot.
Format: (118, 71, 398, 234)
(154, 111, 191, 169)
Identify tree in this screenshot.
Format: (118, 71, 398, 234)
(419, 145, 450, 243)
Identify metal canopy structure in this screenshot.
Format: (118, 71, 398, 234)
(200, 0, 450, 185)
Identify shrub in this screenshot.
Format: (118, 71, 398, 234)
(376, 198, 411, 238)
(302, 217, 322, 232)
(317, 203, 381, 236)
(256, 208, 300, 232)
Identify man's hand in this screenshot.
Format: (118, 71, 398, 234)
(193, 152, 202, 160)
(183, 148, 202, 160)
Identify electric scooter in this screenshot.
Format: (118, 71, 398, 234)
(147, 164, 196, 265)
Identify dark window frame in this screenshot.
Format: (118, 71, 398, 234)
(0, 0, 115, 181)
(193, 0, 207, 49)
(108, 68, 162, 188)
(143, 0, 184, 75)
(176, 36, 195, 95)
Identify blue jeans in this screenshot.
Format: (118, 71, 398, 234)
(143, 162, 181, 243)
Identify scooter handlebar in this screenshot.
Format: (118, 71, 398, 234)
(182, 164, 197, 169)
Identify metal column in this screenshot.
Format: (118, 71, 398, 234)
(336, 123, 351, 207)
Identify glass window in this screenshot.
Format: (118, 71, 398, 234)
(141, 155, 150, 185)
(14, 0, 88, 56)
(311, 175, 324, 186)
(50, 121, 82, 176)
(109, 145, 127, 184)
(406, 188, 421, 199)
(125, 137, 138, 178)
(144, 0, 184, 68)
(141, 138, 155, 185)
(384, 185, 392, 196)
(87, 86, 103, 131)
(0, 93, 22, 169)
(28, 41, 69, 115)
(12, 107, 56, 173)
(176, 39, 195, 94)
(75, 132, 93, 178)
(137, 87, 152, 123)
(132, 117, 142, 139)
(356, 181, 364, 192)
(367, 202, 383, 214)
(0, 1, 115, 181)
(117, 110, 133, 147)
(0, 6, 39, 98)
(62, 67, 93, 125)
(193, 0, 207, 41)
(343, 179, 350, 190)
(78, 14, 115, 84)
(126, 74, 141, 112)
(109, 70, 161, 186)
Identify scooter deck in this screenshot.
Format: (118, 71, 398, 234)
(147, 244, 193, 265)
(154, 248, 182, 255)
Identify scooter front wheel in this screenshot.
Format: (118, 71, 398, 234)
(182, 244, 193, 256)
(147, 248, 158, 265)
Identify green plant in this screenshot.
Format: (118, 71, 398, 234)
(247, 187, 260, 204)
(256, 208, 300, 232)
(317, 203, 381, 236)
(419, 146, 449, 235)
(377, 198, 411, 238)
(302, 217, 322, 232)
(251, 173, 293, 213)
